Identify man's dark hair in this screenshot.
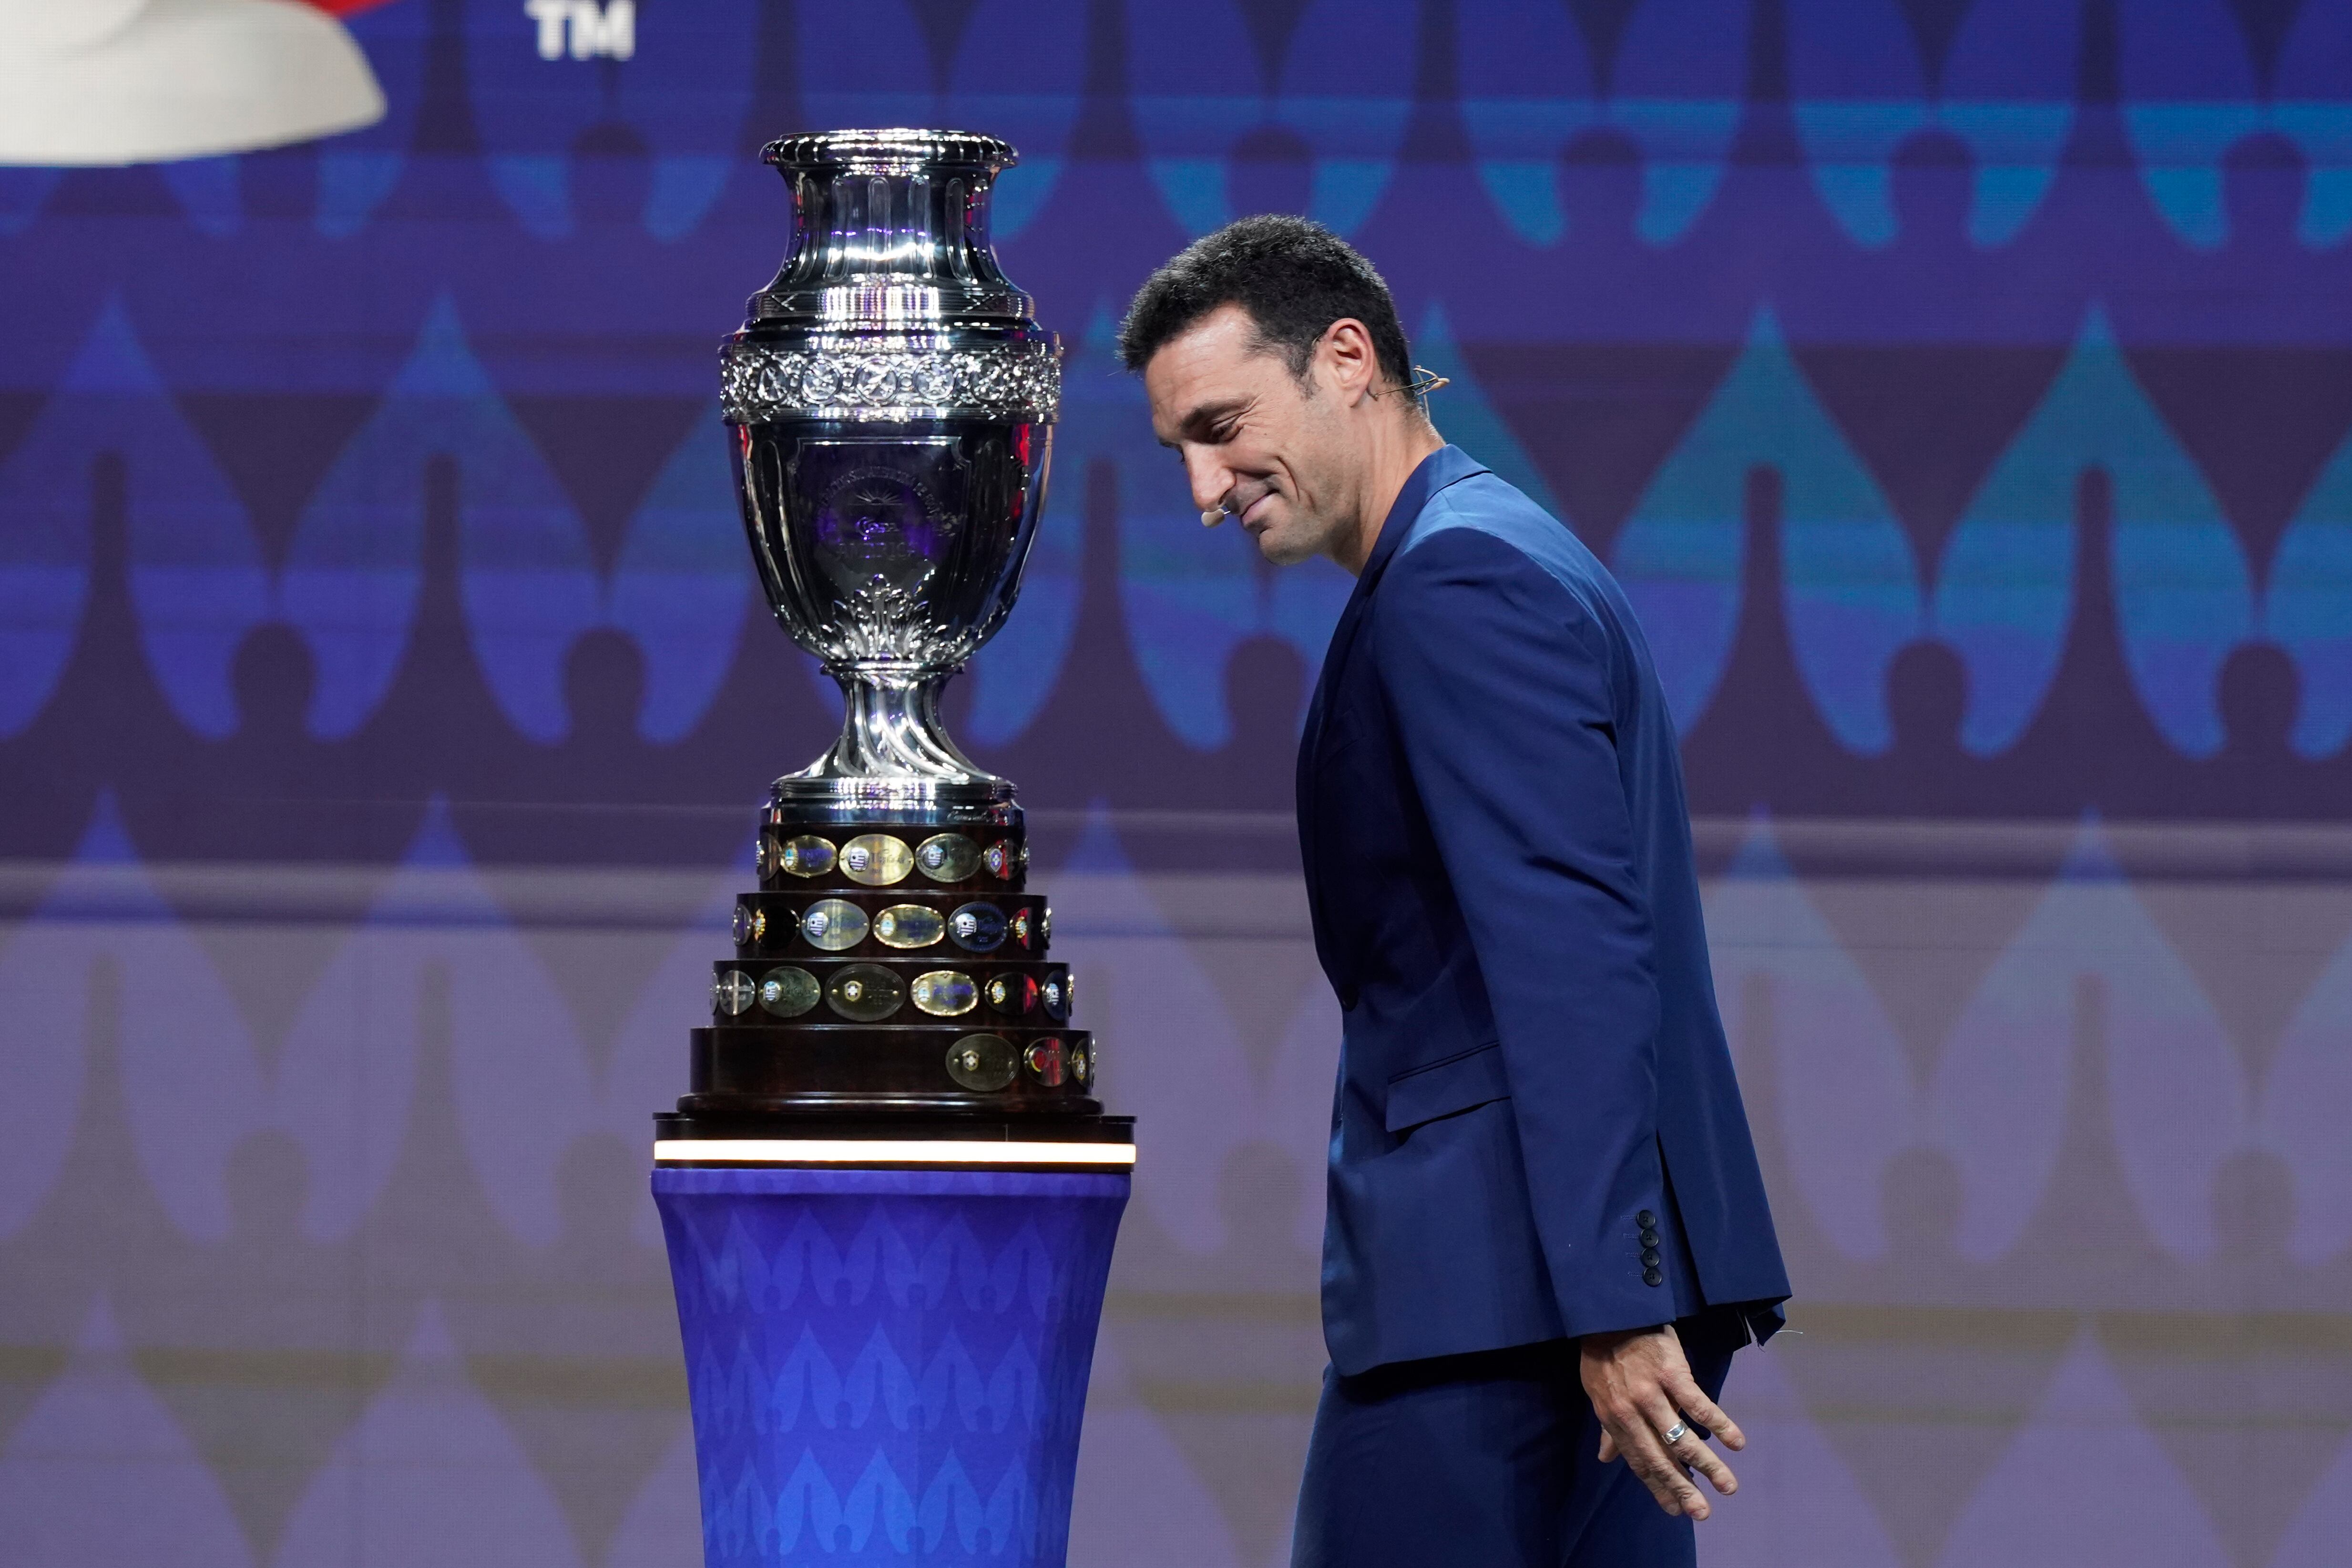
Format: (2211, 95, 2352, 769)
(1117, 215, 1417, 396)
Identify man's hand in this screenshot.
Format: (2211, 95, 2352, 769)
(1578, 1324, 1745, 1519)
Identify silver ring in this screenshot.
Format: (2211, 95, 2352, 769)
(1660, 1421, 1688, 1445)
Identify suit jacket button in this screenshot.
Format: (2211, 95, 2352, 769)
(1643, 1268, 1664, 1287)
(1636, 1209, 1658, 1228)
(1639, 1229, 1661, 1248)
(1641, 1248, 1661, 1268)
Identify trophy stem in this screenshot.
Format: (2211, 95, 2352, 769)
(794, 665, 1001, 787)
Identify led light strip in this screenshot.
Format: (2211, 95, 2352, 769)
(654, 1138, 1136, 1168)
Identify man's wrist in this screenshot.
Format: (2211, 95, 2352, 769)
(1581, 1323, 1670, 1351)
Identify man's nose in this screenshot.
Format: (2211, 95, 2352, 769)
(1181, 450, 1230, 513)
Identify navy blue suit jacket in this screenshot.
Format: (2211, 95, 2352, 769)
(1299, 446, 1789, 1376)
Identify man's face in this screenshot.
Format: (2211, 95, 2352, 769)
(1144, 303, 1355, 567)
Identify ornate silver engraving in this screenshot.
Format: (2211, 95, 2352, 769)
(721, 340, 1061, 424)
(838, 574, 934, 661)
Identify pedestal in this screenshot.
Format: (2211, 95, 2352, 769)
(654, 1144, 1132, 1567)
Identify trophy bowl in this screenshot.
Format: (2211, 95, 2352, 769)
(720, 129, 1060, 822)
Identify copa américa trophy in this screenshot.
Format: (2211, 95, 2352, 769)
(651, 131, 1133, 1568)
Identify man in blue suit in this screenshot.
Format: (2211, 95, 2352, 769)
(1121, 217, 1791, 1566)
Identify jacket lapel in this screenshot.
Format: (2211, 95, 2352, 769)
(1296, 446, 1489, 908)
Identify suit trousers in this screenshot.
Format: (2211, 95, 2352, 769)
(1290, 1333, 1738, 1568)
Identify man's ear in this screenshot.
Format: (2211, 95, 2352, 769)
(1319, 318, 1379, 404)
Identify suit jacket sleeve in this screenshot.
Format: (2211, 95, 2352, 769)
(1372, 522, 1671, 1340)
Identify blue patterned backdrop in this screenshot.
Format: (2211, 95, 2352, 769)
(6, 0, 2352, 855)
(4, 2, 2352, 1566)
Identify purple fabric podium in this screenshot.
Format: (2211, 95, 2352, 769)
(653, 1145, 1132, 1567)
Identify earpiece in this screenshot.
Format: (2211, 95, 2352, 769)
(1371, 367, 1452, 401)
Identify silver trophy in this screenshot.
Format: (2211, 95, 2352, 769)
(662, 136, 1122, 1568)
(720, 129, 1060, 823)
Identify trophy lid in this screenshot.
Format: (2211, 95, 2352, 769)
(748, 128, 1037, 330)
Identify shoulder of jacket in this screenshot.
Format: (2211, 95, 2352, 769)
(1386, 487, 1619, 662)
(1394, 489, 1574, 596)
